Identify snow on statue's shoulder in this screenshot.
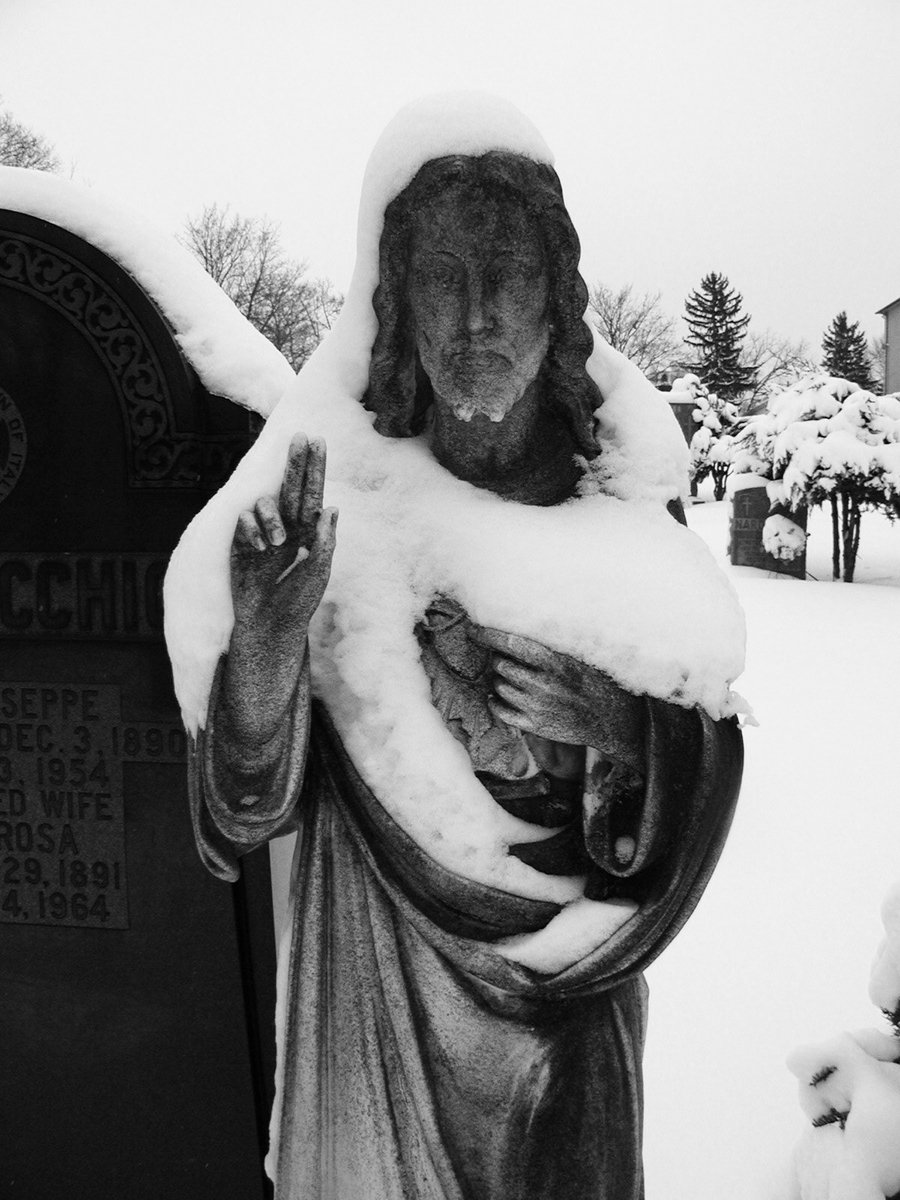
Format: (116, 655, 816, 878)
(584, 334, 689, 504)
(0, 165, 295, 414)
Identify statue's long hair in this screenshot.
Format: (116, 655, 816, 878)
(362, 152, 602, 458)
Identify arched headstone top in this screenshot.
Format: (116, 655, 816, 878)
(1, 211, 206, 488)
(0, 206, 268, 551)
(0, 166, 294, 416)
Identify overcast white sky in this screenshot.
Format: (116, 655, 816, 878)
(2, 0, 898, 350)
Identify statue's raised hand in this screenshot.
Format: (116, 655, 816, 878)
(224, 434, 337, 746)
(231, 434, 337, 632)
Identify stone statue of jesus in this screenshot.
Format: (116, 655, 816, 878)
(168, 95, 744, 1200)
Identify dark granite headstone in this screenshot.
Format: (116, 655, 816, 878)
(0, 211, 276, 1200)
(669, 399, 697, 446)
(729, 478, 807, 578)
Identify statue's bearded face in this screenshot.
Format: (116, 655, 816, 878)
(408, 183, 551, 422)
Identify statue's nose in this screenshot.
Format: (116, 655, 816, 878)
(465, 278, 495, 336)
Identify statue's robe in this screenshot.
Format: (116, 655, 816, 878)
(189, 655, 742, 1200)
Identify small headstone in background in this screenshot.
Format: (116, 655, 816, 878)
(729, 475, 807, 579)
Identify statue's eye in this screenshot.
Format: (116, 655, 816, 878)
(486, 258, 536, 292)
(432, 265, 459, 291)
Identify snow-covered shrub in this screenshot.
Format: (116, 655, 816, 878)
(787, 881, 900, 1200)
(731, 376, 900, 581)
(671, 373, 739, 500)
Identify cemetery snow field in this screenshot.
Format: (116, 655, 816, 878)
(641, 491, 900, 1199)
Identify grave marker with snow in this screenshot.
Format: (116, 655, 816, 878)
(729, 475, 807, 578)
(0, 184, 292, 1200)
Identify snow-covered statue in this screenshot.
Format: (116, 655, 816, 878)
(165, 94, 746, 1200)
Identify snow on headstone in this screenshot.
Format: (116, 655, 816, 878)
(762, 512, 808, 562)
(0, 165, 296, 414)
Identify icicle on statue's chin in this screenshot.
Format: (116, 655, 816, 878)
(449, 389, 523, 423)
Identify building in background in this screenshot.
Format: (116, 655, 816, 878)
(877, 297, 900, 393)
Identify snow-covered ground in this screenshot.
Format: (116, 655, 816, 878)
(642, 488, 900, 1198)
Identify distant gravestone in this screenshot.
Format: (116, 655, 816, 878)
(729, 476, 807, 578)
(669, 399, 696, 446)
(0, 211, 276, 1200)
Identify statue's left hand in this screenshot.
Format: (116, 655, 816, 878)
(472, 628, 644, 773)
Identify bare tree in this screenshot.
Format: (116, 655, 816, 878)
(739, 329, 818, 414)
(295, 276, 343, 348)
(180, 204, 343, 371)
(869, 335, 886, 393)
(586, 283, 680, 380)
(0, 100, 60, 172)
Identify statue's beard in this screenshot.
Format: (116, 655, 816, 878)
(419, 337, 548, 423)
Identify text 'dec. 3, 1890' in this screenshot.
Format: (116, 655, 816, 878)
(0, 682, 187, 929)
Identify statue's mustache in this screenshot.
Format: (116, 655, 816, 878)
(447, 346, 512, 369)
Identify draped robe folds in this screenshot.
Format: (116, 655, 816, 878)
(190, 646, 742, 1200)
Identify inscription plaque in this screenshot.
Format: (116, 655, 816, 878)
(0, 682, 187, 930)
(0, 553, 166, 639)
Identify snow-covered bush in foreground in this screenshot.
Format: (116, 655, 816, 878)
(671, 373, 739, 500)
(732, 376, 900, 581)
(787, 881, 900, 1200)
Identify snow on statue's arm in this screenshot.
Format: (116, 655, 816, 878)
(188, 434, 337, 882)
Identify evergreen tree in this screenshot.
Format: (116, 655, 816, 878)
(683, 272, 756, 401)
(821, 311, 877, 391)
